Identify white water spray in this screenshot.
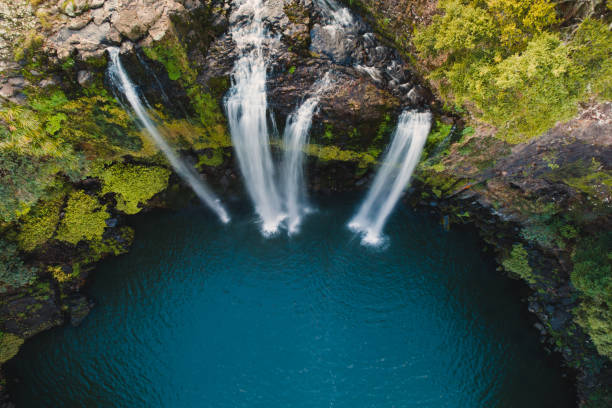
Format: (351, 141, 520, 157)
(281, 74, 332, 235)
(316, 0, 354, 27)
(225, 0, 285, 235)
(107, 48, 230, 224)
(349, 111, 432, 246)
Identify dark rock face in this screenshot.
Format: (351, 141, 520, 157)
(0, 284, 63, 339)
(409, 101, 612, 406)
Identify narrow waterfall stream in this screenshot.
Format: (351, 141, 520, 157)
(350, 111, 432, 245)
(316, 0, 354, 26)
(107, 48, 230, 223)
(281, 75, 331, 235)
(225, 0, 285, 235)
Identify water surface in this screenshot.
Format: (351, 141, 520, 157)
(8, 195, 574, 407)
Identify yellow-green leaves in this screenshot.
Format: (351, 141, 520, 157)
(56, 191, 109, 245)
(414, 0, 610, 143)
(17, 195, 64, 251)
(99, 163, 171, 214)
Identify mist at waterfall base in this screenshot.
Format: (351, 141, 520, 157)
(107, 48, 230, 224)
(226, 0, 285, 235)
(350, 111, 432, 246)
(7, 195, 574, 408)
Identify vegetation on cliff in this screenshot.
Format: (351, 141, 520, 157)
(413, 0, 610, 143)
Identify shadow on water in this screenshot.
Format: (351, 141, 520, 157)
(7, 193, 575, 407)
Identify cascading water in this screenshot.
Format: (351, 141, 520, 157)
(316, 0, 354, 27)
(349, 111, 432, 246)
(280, 75, 331, 235)
(225, 0, 285, 235)
(107, 47, 230, 224)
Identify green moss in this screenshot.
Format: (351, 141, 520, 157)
(323, 123, 334, 141)
(17, 194, 64, 251)
(198, 149, 225, 168)
(502, 243, 536, 284)
(0, 332, 24, 364)
(98, 163, 171, 215)
(142, 34, 196, 83)
(45, 113, 67, 135)
(13, 30, 44, 63)
(306, 144, 376, 168)
(56, 191, 109, 245)
(143, 31, 231, 147)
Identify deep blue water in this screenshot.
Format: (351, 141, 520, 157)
(8, 195, 574, 407)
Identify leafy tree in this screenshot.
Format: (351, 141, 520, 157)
(56, 191, 110, 245)
(414, 1, 611, 142)
(0, 239, 37, 293)
(98, 163, 171, 214)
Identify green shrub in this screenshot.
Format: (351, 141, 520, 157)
(99, 163, 171, 214)
(572, 232, 612, 360)
(571, 232, 612, 304)
(0, 239, 37, 293)
(56, 191, 109, 245)
(0, 332, 24, 364)
(502, 243, 536, 284)
(576, 300, 612, 360)
(414, 1, 610, 142)
(17, 195, 64, 251)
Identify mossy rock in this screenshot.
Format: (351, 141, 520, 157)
(0, 332, 24, 364)
(56, 191, 109, 245)
(98, 163, 171, 215)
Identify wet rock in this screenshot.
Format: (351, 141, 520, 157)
(310, 24, 356, 64)
(68, 15, 93, 30)
(0, 84, 15, 99)
(551, 310, 570, 331)
(77, 70, 94, 87)
(67, 295, 93, 327)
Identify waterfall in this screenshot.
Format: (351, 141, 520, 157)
(280, 74, 331, 235)
(316, 0, 354, 27)
(349, 111, 432, 246)
(225, 0, 285, 235)
(107, 48, 230, 224)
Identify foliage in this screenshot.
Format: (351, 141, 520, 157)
(56, 191, 109, 245)
(583, 386, 612, 408)
(306, 144, 377, 168)
(13, 30, 44, 62)
(0, 149, 58, 222)
(0, 332, 24, 364)
(576, 299, 612, 360)
(198, 149, 225, 168)
(98, 163, 171, 214)
(572, 232, 612, 359)
(0, 84, 152, 222)
(48, 265, 74, 283)
(17, 194, 64, 251)
(0, 239, 37, 293)
(414, 0, 611, 142)
(502, 243, 536, 284)
(571, 233, 612, 304)
(143, 33, 230, 147)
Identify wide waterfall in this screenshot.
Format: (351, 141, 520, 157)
(107, 48, 230, 224)
(280, 75, 331, 235)
(349, 111, 432, 246)
(225, 0, 285, 235)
